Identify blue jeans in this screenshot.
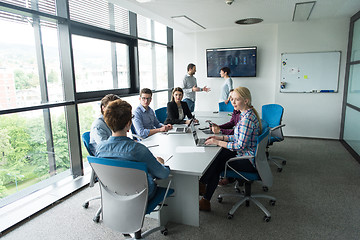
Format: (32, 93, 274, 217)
(183, 98, 195, 112)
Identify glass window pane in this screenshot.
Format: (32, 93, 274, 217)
(351, 18, 360, 62)
(41, 24, 64, 103)
(154, 21, 167, 44)
(0, 107, 70, 201)
(155, 45, 168, 89)
(72, 35, 130, 92)
(72, 35, 113, 92)
(116, 43, 130, 88)
(0, 18, 41, 110)
(346, 63, 360, 108)
(138, 40, 154, 89)
(343, 106, 360, 155)
(137, 15, 152, 40)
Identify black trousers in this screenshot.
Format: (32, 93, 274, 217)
(200, 148, 257, 201)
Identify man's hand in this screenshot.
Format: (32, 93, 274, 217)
(192, 86, 201, 92)
(203, 86, 211, 92)
(164, 124, 173, 131)
(156, 157, 165, 164)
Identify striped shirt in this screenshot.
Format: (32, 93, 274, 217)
(226, 108, 260, 165)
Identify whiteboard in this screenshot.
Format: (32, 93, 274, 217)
(280, 51, 340, 93)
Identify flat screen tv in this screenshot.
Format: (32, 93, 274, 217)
(206, 46, 257, 77)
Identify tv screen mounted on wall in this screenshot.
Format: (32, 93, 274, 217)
(206, 46, 257, 77)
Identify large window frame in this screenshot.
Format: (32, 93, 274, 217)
(0, 0, 174, 206)
(340, 10, 360, 163)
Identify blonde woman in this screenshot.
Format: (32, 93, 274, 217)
(199, 86, 262, 211)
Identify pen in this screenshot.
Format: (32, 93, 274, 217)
(165, 155, 173, 163)
(147, 144, 159, 148)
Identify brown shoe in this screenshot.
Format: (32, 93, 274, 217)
(199, 182, 206, 196)
(218, 178, 230, 187)
(199, 198, 211, 211)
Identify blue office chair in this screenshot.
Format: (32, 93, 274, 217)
(262, 104, 286, 172)
(88, 156, 174, 239)
(81, 132, 102, 223)
(131, 124, 143, 141)
(219, 101, 234, 112)
(218, 128, 276, 222)
(155, 107, 167, 124)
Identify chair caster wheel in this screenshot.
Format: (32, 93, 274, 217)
(269, 200, 276, 206)
(264, 216, 271, 222)
(217, 197, 223, 203)
(227, 214, 233, 219)
(282, 160, 286, 165)
(83, 202, 89, 208)
(161, 228, 168, 236)
(277, 167, 282, 172)
(93, 216, 100, 223)
(263, 186, 268, 192)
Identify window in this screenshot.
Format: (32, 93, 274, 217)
(0, 0, 173, 218)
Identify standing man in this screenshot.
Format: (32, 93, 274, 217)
(133, 88, 173, 139)
(182, 63, 211, 112)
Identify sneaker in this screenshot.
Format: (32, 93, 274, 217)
(199, 198, 211, 211)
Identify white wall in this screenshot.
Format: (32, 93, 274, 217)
(275, 18, 349, 139)
(174, 18, 350, 139)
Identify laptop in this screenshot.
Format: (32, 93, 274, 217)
(189, 121, 217, 147)
(166, 119, 193, 134)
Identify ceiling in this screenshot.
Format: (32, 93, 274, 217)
(115, 0, 360, 32)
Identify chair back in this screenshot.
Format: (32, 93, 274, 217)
(82, 131, 93, 156)
(254, 128, 273, 187)
(261, 104, 283, 128)
(262, 104, 284, 143)
(88, 156, 148, 234)
(218, 101, 234, 112)
(155, 107, 167, 124)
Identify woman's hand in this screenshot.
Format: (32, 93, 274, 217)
(205, 136, 219, 146)
(211, 124, 220, 134)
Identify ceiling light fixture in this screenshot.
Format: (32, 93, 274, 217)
(292, 1, 316, 21)
(235, 18, 263, 25)
(171, 15, 206, 30)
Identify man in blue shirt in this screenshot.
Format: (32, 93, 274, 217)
(133, 88, 172, 139)
(89, 94, 121, 155)
(96, 99, 170, 200)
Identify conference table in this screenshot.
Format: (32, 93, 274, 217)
(141, 111, 231, 227)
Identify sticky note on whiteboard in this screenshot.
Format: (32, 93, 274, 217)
(304, 75, 308, 79)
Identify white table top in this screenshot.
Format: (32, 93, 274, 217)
(141, 111, 231, 176)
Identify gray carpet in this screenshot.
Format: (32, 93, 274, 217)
(2, 138, 360, 240)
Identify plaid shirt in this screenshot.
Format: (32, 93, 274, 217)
(226, 108, 260, 165)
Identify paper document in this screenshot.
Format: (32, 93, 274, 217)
(175, 146, 205, 153)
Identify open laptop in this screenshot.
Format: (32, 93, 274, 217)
(189, 121, 217, 147)
(166, 119, 193, 134)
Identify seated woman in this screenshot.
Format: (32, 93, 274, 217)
(89, 94, 121, 155)
(164, 87, 196, 125)
(211, 89, 241, 135)
(96, 99, 170, 200)
(199, 86, 262, 211)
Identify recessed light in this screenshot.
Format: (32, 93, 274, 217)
(235, 18, 263, 25)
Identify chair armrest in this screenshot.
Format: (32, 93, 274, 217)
(154, 175, 173, 212)
(270, 123, 285, 132)
(224, 155, 254, 182)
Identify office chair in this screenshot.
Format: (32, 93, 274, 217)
(217, 128, 276, 222)
(262, 104, 286, 172)
(155, 107, 167, 124)
(81, 132, 102, 223)
(218, 101, 234, 112)
(88, 156, 174, 239)
(131, 124, 143, 141)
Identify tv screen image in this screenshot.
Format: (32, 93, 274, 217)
(206, 47, 257, 77)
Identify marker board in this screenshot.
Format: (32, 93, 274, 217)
(280, 51, 340, 93)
